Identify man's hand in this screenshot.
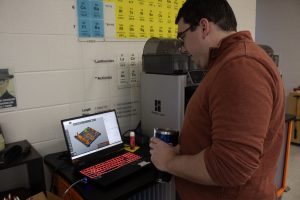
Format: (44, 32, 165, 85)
(150, 137, 215, 185)
(149, 137, 180, 172)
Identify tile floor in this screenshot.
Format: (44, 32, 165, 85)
(281, 144, 300, 200)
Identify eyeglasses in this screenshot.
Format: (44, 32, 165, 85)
(177, 24, 198, 51)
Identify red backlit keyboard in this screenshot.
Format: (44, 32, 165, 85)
(80, 152, 142, 179)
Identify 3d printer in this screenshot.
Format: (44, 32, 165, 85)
(141, 38, 207, 136)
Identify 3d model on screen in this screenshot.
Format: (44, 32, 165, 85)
(75, 127, 101, 147)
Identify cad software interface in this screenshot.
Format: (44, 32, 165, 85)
(62, 111, 122, 160)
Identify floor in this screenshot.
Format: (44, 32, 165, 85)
(281, 144, 300, 200)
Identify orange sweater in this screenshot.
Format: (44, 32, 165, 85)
(175, 31, 285, 200)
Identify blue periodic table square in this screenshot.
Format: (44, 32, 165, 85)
(91, 19, 104, 37)
(91, 0, 104, 19)
(78, 18, 91, 37)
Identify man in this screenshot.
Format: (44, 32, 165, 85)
(149, 0, 285, 199)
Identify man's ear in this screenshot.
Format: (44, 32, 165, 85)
(199, 18, 210, 37)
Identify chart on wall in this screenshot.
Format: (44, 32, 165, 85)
(76, 0, 185, 40)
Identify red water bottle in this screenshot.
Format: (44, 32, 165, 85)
(130, 131, 135, 150)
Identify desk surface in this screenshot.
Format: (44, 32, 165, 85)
(44, 148, 157, 200)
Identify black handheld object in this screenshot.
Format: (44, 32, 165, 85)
(0, 144, 23, 165)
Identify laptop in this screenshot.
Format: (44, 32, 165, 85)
(61, 109, 151, 186)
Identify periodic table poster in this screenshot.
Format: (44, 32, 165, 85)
(77, 0, 185, 40)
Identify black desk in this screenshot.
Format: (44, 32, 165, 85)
(0, 140, 46, 194)
(44, 148, 157, 200)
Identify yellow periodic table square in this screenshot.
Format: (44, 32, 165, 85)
(128, 22, 138, 38)
(148, 23, 157, 38)
(136, 21, 148, 38)
(137, 5, 147, 22)
(116, 21, 127, 38)
(115, 3, 128, 21)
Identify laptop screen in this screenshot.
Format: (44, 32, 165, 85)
(61, 110, 123, 161)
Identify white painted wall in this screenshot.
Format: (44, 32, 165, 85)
(0, 0, 256, 191)
(228, 0, 256, 38)
(255, 0, 300, 98)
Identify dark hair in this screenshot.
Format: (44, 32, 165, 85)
(175, 0, 237, 32)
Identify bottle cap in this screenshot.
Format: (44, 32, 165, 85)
(130, 131, 135, 137)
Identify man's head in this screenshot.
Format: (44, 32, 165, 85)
(0, 69, 14, 97)
(175, 0, 237, 67)
(176, 0, 237, 32)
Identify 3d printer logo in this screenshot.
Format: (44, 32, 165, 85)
(155, 99, 161, 112)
